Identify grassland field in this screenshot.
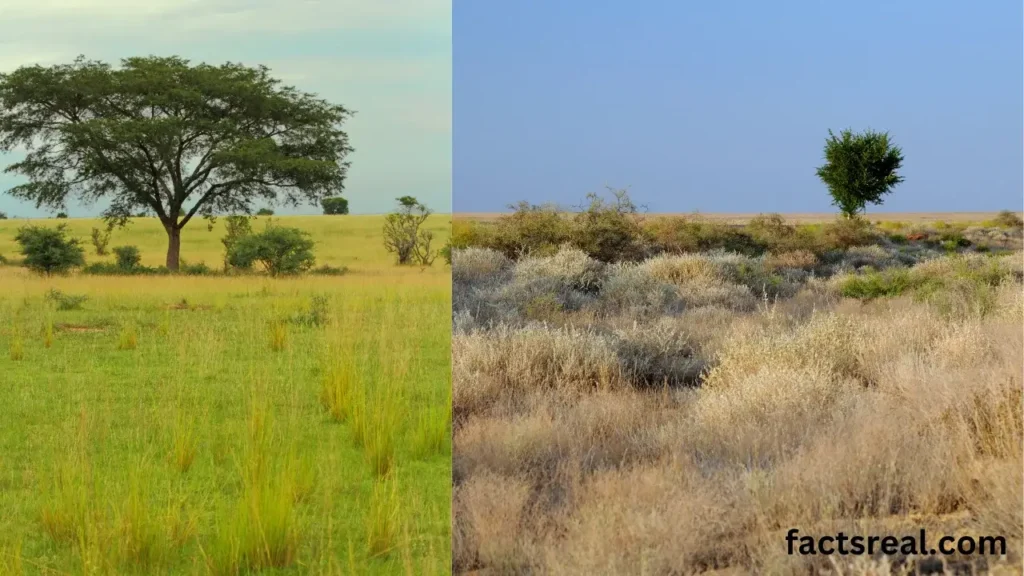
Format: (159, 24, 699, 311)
(0, 215, 452, 575)
(451, 212, 1023, 575)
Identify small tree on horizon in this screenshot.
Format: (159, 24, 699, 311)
(383, 196, 436, 265)
(0, 55, 354, 270)
(816, 128, 904, 219)
(321, 197, 349, 215)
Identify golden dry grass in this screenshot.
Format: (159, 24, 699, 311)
(452, 246, 1024, 575)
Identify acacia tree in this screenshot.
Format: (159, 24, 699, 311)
(816, 128, 904, 219)
(0, 56, 353, 269)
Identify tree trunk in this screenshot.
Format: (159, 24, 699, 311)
(165, 225, 181, 270)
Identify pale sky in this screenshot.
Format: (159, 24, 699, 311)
(0, 0, 451, 217)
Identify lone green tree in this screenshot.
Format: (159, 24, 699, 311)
(383, 196, 436, 265)
(321, 197, 349, 215)
(0, 56, 354, 270)
(816, 128, 904, 218)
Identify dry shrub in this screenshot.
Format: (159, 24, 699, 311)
(452, 235, 1023, 575)
(454, 325, 623, 392)
(640, 253, 723, 284)
(764, 249, 819, 271)
(512, 247, 606, 292)
(452, 247, 510, 284)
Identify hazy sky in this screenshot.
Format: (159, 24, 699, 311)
(0, 0, 451, 217)
(454, 1, 1023, 214)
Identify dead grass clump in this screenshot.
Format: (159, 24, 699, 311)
(451, 247, 510, 284)
(454, 325, 623, 392)
(453, 471, 533, 573)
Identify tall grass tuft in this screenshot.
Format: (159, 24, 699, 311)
(170, 414, 198, 474)
(269, 321, 288, 352)
(9, 327, 23, 361)
(43, 318, 54, 349)
(117, 322, 138, 350)
(411, 404, 451, 459)
(320, 356, 359, 422)
(116, 463, 169, 569)
(204, 399, 302, 574)
(366, 475, 401, 558)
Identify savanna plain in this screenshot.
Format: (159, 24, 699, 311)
(452, 200, 1023, 575)
(0, 215, 451, 575)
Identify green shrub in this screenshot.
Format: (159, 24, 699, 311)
(55, 211, 68, 219)
(321, 197, 349, 215)
(570, 188, 646, 262)
(440, 240, 452, 265)
(256, 208, 274, 216)
(227, 225, 316, 276)
(644, 216, 767, 256)
(489, 202, 571, 258)
(451, 219, 497, 250)
(746, 213, 797, 251)
(113, 245, 142, 269)
(991, 210, 1023, 229)
(45, 289, 88, 311)
(0, 211, 7, 219)
(839, 269, 919, 300)
(221, 215, 254, 270)
(14, 224, 85, 275)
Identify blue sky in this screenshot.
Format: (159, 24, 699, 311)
(0, 0, 451, 217)
(454, 1, 1023, 214)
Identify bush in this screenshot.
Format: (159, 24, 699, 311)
(645, 216, 766, 256)
(227, 225, 316, 276)
(820, 217, 876, 250)
(45, 289, 88, 311)
(321, 197, 349, 215)
(490, 202, 571, 258)
(570, 188, 647, 262)
(55, 211, 68, 219)
(838, 269, 919, 300)
(113, 245, 142, 269)
(383, 196, 437, 265)
(90, 227, 112, 255)
(221, 215, 254, 270)
(14, 224, 85, 275)
(441, 240, 452, 265)
(0, 211, 7, 219)
(992, 210, 1023, 229)
(256, 208, 275, 216)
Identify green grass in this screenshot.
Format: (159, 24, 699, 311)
(0, 216, 451, 575)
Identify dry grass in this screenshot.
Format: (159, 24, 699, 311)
(453, 244, 1024, 575)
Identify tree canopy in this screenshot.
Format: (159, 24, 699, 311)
(0, 55, 354, 269)
(816, 128, 904, 218)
